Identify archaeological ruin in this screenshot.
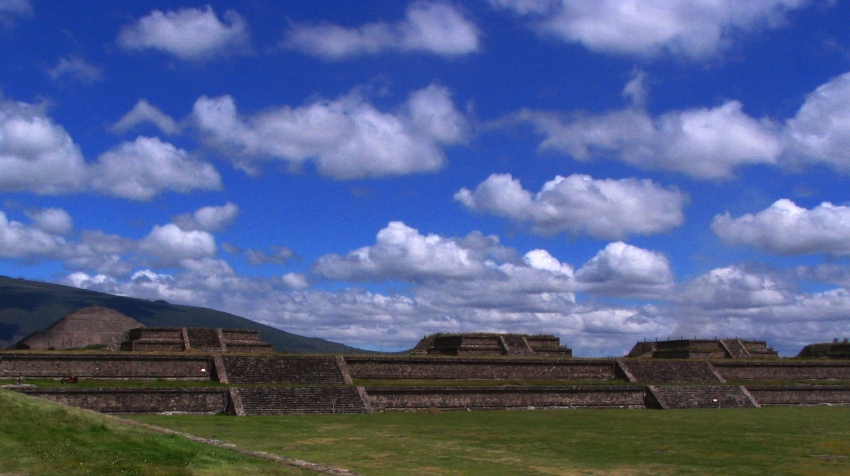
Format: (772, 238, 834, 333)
(2, 311, 850, 415)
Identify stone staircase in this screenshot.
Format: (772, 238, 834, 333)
(221, 356, 347, 384)
(186, 328, 222, 351)
(648, 385, 758, 409)
(619, 360, 723, 384)
(500, 335, 534, 355)
(720, 339, 751, 359)
(234, 386, 367, 415)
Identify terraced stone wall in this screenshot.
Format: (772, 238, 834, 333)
(345, 357, 616, 380)
(745, 385, 850, 406)
(364, 385, 645, 411)
(0, 353, 213, 380)
(713, 361, 850, 380)
(14, 387, 227, 413)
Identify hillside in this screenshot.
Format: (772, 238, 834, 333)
(0, 275, 366, 354)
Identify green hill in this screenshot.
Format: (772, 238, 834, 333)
(0, 275, 366, 354)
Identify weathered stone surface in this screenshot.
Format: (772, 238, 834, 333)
(413, 333, 572, 357)
(712, 361, 850, 380)
(647, 385, 757, 409)
(345, 356, 615, 380)
(234, 386, 368, 415)
(222, 356, 347, 384)
(364, 385, 646, 411)
(745, 385, 850, 406)
(618, 360, 723, 384)
(15, 387, 228, 413)
(0, 353, 212, 380)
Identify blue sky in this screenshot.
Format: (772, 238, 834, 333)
(2, 0, 850, 355)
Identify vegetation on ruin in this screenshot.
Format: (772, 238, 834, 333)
(353, 378, 643, 387)
(131, 406, 850, 475)
(0, 389, 310, 475)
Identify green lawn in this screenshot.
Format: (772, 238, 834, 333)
(131, 406, 850, 475)
(0, 389, 310, 476)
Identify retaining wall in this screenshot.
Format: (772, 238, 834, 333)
(712, 361, 850, 380)
(745, 385, 850, 406)
(345, 357, 616, 380)
(0, 353, 212, 380)
(12, 387, 228, 413)
(364, 385, 645, 411)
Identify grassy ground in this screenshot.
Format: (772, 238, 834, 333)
(0, 389, 310, 475)
(131, 406, 850, 475)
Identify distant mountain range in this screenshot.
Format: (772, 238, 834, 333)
(0, 276, 366, 354)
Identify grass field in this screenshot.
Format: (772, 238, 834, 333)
(0, 389, 310, 475)
(131, 406, 850, 475)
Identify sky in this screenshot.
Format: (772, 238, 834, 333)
(2, 0, 850, 356)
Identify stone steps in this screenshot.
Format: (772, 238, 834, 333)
(186, 328, 222, 351)
(234, 386, 366, 415)
(222, 356, 346, 384)
(648, 385, 757, 409)
(620, 360, 723, 384)
(720, 339, 750, 359)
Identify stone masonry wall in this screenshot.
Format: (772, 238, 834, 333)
(0, 353, 212, 380)
(364, 385, 645, 411)
(15, 387, 228, 413)
(712, 361, 850, 380)
(745, 385, 850, 406)
(345, 357, 616, 380)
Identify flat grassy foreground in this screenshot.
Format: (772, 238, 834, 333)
(0, 389, 310, 475)
(131, 406, 850, 475)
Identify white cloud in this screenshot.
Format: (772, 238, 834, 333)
(89, 136, 222, 200)
(490, 0, 810, 60)
(456, 173, 686, 239)
(117, 5, 250, 60)
(25, 208, 73, 235)
(284, 2, 479, 59)
(112, 99, 181, 136)
(281, 272, 310, 291)
(0, 0, 31, 27)
(576, 242, 674, 297)
(0, 211, 66, 258)
(0, 99, 88, 194)
(138, 223, 217, 263)
(784, 72, 850, 171)
(713, 199, 850, 255)
(245, 246, 296, 266)
(173, 203, 239, 233)
(516, 102, 781, 179)
(679, 265, 793, 310)
(193, 84, 468, 179)
(314, 221, 493, 282)
(47, 56, 102, 84)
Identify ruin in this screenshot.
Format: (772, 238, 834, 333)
(10, 306, 143, 351)
(3, 319, 850, 415)
(627, 338, 778, 359)
(120, 327, 273, 353)
(412, 333, 572, 357)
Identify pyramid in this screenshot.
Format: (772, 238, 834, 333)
(11, 306, 143, 350)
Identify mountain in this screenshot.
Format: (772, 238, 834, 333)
(0, 276, 366, 354)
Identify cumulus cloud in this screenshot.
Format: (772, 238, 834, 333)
(284, 2, 479, 59)
(117, 5, 250, 60)
(455, 173, 686, 239)
(516, 102, 781, 179)
(713, 199, 850, 255)
(784, 72, 850, 171)
(0, 211, 66, 258)
(173, 203, 239, 232)
(89, 136, 222, 200)
(281, 272, 310, 291)
(576, 242, 674, 297)
(678, 264, 794, 310)
(25, 207, 73, 235)
(112, 99, 181, 136)
(0, 99, 88, 194)
(193, 84, 468, 179)
(138, 223, 217, 263)
(490, 0, 811, 60)
(47, 56, 102, 84)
